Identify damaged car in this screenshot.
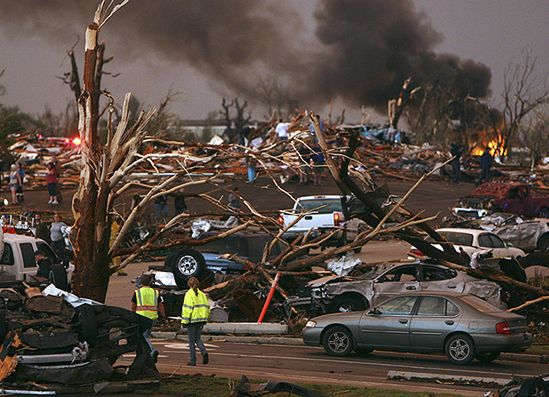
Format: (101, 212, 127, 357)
(287, 261, 505, 315)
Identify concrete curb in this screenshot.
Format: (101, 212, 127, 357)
(152, 331, 548, 364)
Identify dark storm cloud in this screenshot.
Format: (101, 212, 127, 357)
(0, 0, 491, 111)
(300, 0, 492, 109)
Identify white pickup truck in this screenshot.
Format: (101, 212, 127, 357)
(0, 229, 73, 282)
(279, 195, 360, 247)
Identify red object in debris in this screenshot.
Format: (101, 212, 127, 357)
(2, 226, 16, 234)
(333, 211, 343, 227)
(409, 248, 424, 257)
(257, 271, 281, 324)
(277, 214, 284, 227)
(495, 321, 511, 335)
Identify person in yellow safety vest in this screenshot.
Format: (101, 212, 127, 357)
(131, 274, 165, 363)
(181, 277, 210, 366)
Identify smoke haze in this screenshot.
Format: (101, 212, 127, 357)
(0, 0, 491, 112)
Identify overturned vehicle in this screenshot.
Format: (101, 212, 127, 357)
(0, 282, 159, 394)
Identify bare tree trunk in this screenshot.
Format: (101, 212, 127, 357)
(71, 18, 108, 301)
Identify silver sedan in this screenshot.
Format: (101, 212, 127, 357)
(303, 292, 532, 365)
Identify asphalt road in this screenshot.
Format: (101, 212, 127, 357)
(119, 340, 547, 396)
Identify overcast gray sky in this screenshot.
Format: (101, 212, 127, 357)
(0, 0, 547, 123)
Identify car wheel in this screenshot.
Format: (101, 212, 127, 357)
(171, 249, 207, 288)
(537, 235, 549, 252)
(519, 377, 547, 397)
(476, 352, 500, 364)
(538, 208, 549, 219)
(323, 326, 354, 357)
(328, 295, 368, 313)
(445, 334, 475, 365)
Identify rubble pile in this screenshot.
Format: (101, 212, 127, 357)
(0, 281, 160, 394)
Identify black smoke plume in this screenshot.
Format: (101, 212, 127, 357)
(0, 0, 491, 112)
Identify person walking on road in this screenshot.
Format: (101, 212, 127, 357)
(181, 277, 210, 366)
(478, 147, 493, 185)
(46, 162, 59, 205)
(50, 213, 68, 265)
(8, 164, 21, 205)
(132, 274, 165, 363)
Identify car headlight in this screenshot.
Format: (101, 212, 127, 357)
(305, 320, 317, 328)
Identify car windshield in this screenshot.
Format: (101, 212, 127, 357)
(460, 295, 501, 313)
(296, 198, 342, 214)
(358, 266, 388, 280)
(427, 231, 473, 246)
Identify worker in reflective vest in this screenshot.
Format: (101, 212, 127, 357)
(132, 274, 165, 362)
(181, 277, 210, 366)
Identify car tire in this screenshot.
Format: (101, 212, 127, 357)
(322, 326, 354, 357)
(518, 377, 547, 397)
(476, 352, 500, 364)
(445, 334, 475, 365)
(327, 295, 368, 313)
(170, 249, 207, 288)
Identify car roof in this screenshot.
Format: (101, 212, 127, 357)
(3, 233, 44, 243)
(389, 291, 467, 298)
(436, 228, 489, 236)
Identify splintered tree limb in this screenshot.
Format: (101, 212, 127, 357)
(507, 296, 549, 312)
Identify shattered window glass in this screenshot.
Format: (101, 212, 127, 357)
(377, 296, 417, 315)
(488, 234, 506, 248)
(422, 266, 457, 281)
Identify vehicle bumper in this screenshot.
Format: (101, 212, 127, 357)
(473, 332, 533, 353)
(302, 327, 323, 347)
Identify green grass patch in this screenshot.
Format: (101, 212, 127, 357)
(158, 374, 459, 397)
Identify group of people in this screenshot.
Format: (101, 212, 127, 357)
(7, 156, 61, 206)
(132, 274, 210, 366)
(450, 143, 493, 185)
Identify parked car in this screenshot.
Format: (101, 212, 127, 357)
(279, 195, 363, 248)
(286, 261, 504, 315)
(0, 230, 74, 282)
(409, 228, 525, 260)
(157, 232, 285, 288)
(303, 292, 532, 365)
(455, 182, 549, 219)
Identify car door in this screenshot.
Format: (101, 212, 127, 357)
(419, 265, 464, 294)
(372, 265, 420, 305)
(409, 296, 461, 352)
(359, 295, 418, 349)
